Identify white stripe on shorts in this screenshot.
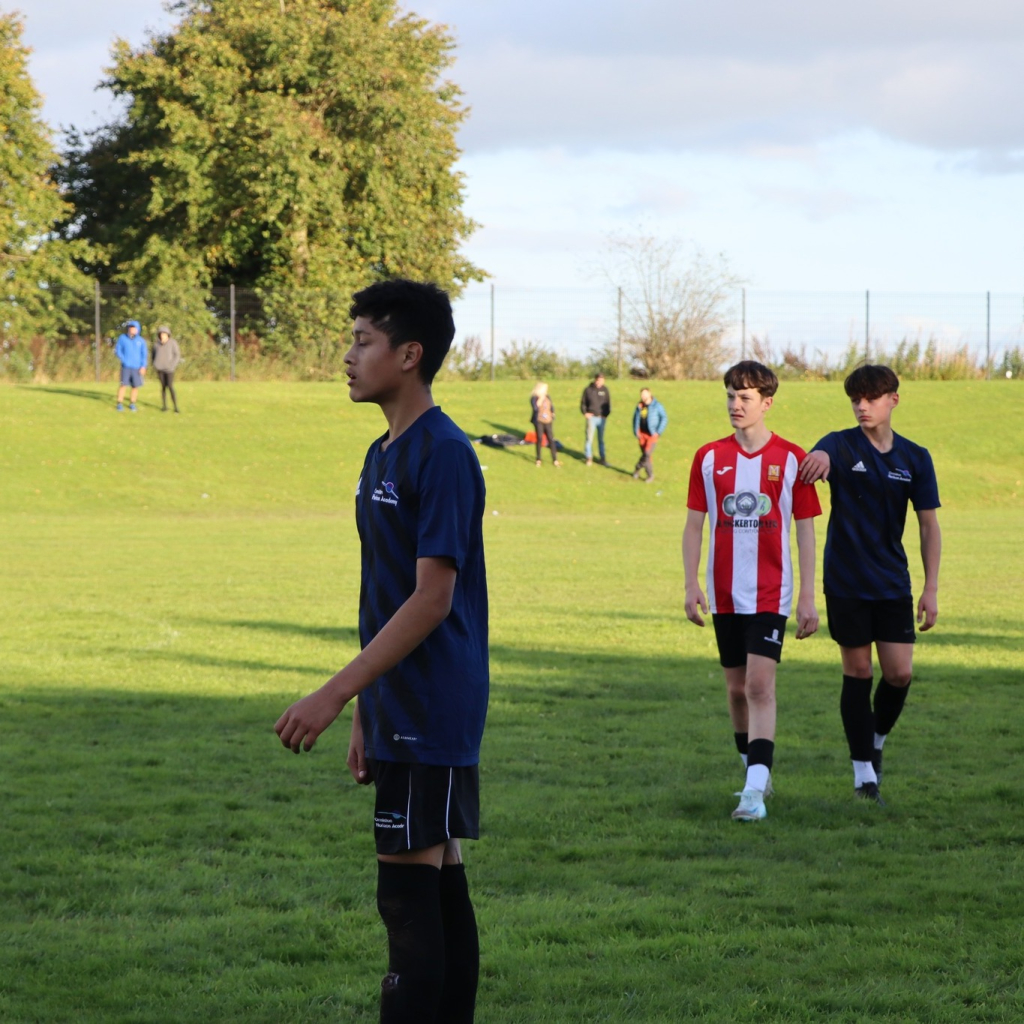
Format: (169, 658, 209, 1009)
(445, 768, 453, 840)
(406, 774, 413, 850)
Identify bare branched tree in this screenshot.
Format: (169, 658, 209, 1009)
(603, 235, 742, 379)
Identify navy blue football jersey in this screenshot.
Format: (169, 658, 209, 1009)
(355, 406, 488, 766)
(814, 427, 940, 600)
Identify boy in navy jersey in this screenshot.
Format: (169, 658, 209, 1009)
(799, 365, 941, 805)
(275, 280, 488, 1023)
(684, 361, 821, 822)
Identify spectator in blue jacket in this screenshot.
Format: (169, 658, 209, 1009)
(632, 387, 667, 482)
(115, 320, 148, 412)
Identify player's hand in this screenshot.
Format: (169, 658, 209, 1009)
(275, 684, 346, 753)
(795, 596, 819, 639)
(798, 450, 830, 483)
(140, 366, 147, 376)
(684, 585, 708, 627)
(347, 710, 372, 784)
(917, 589, 938, 631)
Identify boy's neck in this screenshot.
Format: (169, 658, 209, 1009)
(734, 423, 771, 453)
(380, 385, 435, 448)
(860, 422, 895, 453)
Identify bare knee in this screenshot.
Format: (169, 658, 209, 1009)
(744, 672, 776, 706)
(840, 646, 873, 679)
(886, 669, 912, 688)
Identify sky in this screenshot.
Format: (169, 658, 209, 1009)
(18, 0, 1024, 305)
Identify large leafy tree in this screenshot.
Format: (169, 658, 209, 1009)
(62, 0, 482, 313)
(0, 12, 88, 341)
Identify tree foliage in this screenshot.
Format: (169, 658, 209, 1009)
(604, 235, 741, 379)
(60, 0, 482, 349)
(0, 12, 89, 341)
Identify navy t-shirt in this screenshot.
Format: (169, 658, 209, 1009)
(355, 406, 489, 766)
(813, 427, 940, 600)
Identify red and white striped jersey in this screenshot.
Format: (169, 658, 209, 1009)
(687, 433, 821, 615)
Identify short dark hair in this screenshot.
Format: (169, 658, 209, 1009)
(844, 364, 899, 401)
(723, 360, 778, 398)
(349, 279, 455, 384)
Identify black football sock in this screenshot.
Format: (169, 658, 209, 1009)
(747, 738, 774, 772)
(744, 737, 774, 791)
(873, 677, 910, 737)
(435, 864, 479, 1024)
(840, 675, 875, 762)
(376, 862, 445, 1024)
(734, 732, 749, 756)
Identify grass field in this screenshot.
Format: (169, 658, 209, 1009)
(2, 378, 1023, 1023)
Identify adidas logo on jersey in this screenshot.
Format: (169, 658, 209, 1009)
(852, 460, 867, 472)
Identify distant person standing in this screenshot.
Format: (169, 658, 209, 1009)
(152, 325, 182, 413)
(580, 372, 611, 466)
(530, 381, 561, 467)
(632, 387, 667, 482)
(115, 320, 147, 412)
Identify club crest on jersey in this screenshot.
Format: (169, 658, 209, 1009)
(723, 490, 772, 518)
(767, 464, 781, 481)
(372, 480, 399, 507)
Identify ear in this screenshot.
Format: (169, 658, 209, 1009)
(891, 392, 900, 408)
(763, 395, 774, 410)
(400, 341, 423, 373)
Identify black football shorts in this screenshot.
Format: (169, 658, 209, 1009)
(712, 612, 788, 667)
(825, 595, 916, 648)
(368, 759, 480, 855)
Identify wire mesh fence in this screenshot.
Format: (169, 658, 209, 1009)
(4, 281, 1023, 381)
(452, 285, 1024, 373)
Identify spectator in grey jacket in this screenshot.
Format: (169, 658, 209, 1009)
(152, 325, 182, 413)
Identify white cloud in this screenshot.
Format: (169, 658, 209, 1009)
(410, 0, 1024, 159)
(451, 39, 1024, 156)
(749, 185, 868, 223)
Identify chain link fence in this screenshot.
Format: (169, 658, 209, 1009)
(4, 281, 1023, 381)
(452, 285, 1024, 376)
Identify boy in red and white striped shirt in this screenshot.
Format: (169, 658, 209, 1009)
(683, 361, 821, 822)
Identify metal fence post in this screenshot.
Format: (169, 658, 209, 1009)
(94, 280, 101, 383)
(865, 289, 870, 362)
(741, 287, 747, 360)
(489, 283, 495, 382)
(986, 291, 991, 379)
(616, 286, 623, 378)
(229, 283, 236, 382)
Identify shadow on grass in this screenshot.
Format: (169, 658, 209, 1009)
(139, 647, 332, 677)
(190, 618, 361, 645)
(483, 419, 634, 475)
(21, 385, 110, 404)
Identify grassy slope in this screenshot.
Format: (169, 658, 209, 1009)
(1, 380, 1023, 1023)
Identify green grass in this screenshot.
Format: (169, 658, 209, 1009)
(1, 379, 1023, 1023)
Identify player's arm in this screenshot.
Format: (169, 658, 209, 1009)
(346, 702, 370, 784)
(794, 517, 819, 639)
(916, 508, 941, 631)
(682, 508, 708, 627)
(275, 556, 457, 754)
(798, 447, 830, 483)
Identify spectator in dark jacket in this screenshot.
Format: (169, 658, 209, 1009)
(530, 381, 561, 467)
(152, 325, 182, 413)
(580, 373, 611, 466)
